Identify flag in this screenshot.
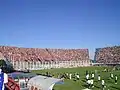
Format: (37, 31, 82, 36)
(0, 72, 4, 90)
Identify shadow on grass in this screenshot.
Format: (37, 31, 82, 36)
(111, 86, 120, 90)
(82, 84, 88, 88)
(82, 79, 86, 83)
(82, 84, 101, 90)
(94, 85, 100, 89)
(107, 79, 114, 84)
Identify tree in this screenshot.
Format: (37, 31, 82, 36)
(0, 59, 14, 73)
(0, 59, 6, 67)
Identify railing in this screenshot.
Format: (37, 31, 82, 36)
(6, 78, 20, 90)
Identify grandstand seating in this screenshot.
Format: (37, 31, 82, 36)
(0, 46, 90, 70)
(0, 46, 89, 62)
(95, 46, 120, 64)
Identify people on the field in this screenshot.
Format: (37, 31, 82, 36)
(115, 75, 118, 84)
(69, 73, 72, 80)
(110, 73, 114, 79)
(86, 74, 89, 80)
(66, 73, 69, 76)
(43, 69, 119, 90)
(91, 73, 95, 79)
(76, 74, 80, 80)
(101, 79, 105, 90)
(90, 79, 94, 88)
(65, 73, 69, 79)
(87, 79, 91, 89)
(103, 68, 107, 72)
(86, 79, 94, 89)
(98, 75, 101, 81)
(86, 70, 88, 75)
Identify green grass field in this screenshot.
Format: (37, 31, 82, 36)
(32, 66, 120, 90)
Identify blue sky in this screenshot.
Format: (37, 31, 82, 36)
(0, 0, 120, 59)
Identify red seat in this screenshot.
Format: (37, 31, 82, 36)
(6, 78, 20, 90)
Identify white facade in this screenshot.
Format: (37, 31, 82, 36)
(12, 60, 91, 70)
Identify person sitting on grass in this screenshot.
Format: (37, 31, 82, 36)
(90, 79, 94, 88)
(87, 79, 91, 89)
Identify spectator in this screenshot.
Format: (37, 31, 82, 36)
(95, 46, 120, 64)
(0, 46, 89, 65)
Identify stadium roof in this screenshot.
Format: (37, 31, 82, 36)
(28, 75, 64, 90)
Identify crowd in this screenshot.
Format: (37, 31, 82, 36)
(0, 46, 89, 62)
(95, 46, 120, 64)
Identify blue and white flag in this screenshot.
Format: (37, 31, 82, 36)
(0, 72, 4, 90)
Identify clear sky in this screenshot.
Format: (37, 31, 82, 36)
(0, 0, 120, 59)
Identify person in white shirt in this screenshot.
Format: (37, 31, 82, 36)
(91, 73, 95, 79)
(87, 79, 91, 89)
(90, 79, 94, 88)
(69, 73, 72, 80)
(86, 74, 89, 81)
(66, 73, 69, 77)
(102, 79, 105, 90)
(98, 75, 101, 81)
(115, 75, 118, 84)
(76, 74, 80, 80)
(110, 73, 114, 79)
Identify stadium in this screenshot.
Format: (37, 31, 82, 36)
(0, 0, 120, 90)
(0, 45, 120, 90)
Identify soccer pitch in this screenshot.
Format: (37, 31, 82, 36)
(32, 66, 120, 90)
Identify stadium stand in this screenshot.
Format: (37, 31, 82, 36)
(0, 46, 90, 70)
(95, 46, 120, 64)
